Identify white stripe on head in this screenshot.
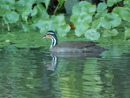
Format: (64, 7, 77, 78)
(47, 31, 54, 35)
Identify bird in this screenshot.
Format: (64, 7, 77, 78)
(42, 31, 106, 53)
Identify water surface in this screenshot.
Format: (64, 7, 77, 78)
(0, 45, 130, 98)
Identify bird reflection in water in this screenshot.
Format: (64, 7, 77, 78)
(43, 54, 57, 71)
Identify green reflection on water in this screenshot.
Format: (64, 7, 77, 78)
(0, 45, 130, 98)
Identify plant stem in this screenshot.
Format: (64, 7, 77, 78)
(54, 3, 60, 15)
(7, 23, 10, 32)
(2, 19, 4, 26)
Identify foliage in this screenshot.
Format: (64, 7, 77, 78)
(70, 0, 130, 40)
(0, 0, 70, 36)
(0, 0, 130, 49)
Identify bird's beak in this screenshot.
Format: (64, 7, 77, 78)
(42, 35, 47, 39)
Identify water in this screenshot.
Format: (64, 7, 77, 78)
(0, 45, 130, 98)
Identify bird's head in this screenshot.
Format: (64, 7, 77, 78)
(43, 31, 58, 48)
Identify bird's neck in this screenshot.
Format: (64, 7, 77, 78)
(50, 36, 57, 48)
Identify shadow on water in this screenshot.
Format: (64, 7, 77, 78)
(0, 45, 130, 98)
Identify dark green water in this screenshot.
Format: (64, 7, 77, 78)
(0, 45, 130, 98)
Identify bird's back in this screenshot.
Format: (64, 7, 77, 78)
(50, 41, 105, 53)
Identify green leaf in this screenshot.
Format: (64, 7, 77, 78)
(72, 4, 81, 14)
(22, 24, 36, 32)
(0, 8, 9, 16)
(58, 0, 65, 8)
(64, 0, 78, 14)
(125, 28, 130, 37)
(71, 12, 92, 27)
(79, 1, 91, 6)
(3, 0, 15, 5)
(57, 24, 70, 37)
(95, 9, 108, 18)
(102, 29, 118, 37)
(31, 7, 37, 16)
(36, 19, 54, 31)
(78, 12, 92, 24)
(3, 11, 19, 24)
(124, 0, 130, 7)
(92, 19, 101, 29)
(120, 8, 130, 22)
(22, 8, 32, 22)
(113, 7, 123, 17)
(97, 2, 107, 12)
(53, 14, 66, 30)
(32, 4, 49, 22)
(84, 29, 100, 40)
(70, 14, 79, 25)
(44, 0, 50, 10)
(15, 0, 36, 13)
(53, 14, 65, 24)
(75, 23, 89, 37)
(100, 17, 111, 29)
(1, 4, 11, 10)
(72, 1, 94, 14)
(100, 13, 122, 29)
(35, 0, 50, 10)
(107, 0, 122, 7)
(84, 3, 96, 13)
(107, 0, 115, 6)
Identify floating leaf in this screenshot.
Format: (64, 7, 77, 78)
(84, 29, 100, 40)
